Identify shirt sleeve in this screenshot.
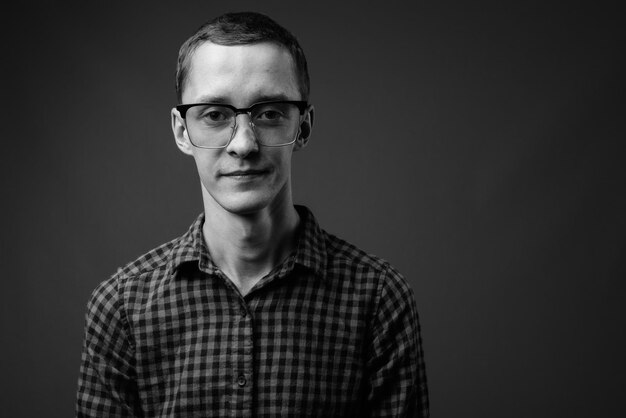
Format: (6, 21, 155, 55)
(76, 275, 143, 417)
(365, 264, 430, 418)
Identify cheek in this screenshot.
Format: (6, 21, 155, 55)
(192, 154, 217, 183)
(270, 155, 293, 184)
(273, 149, 294, 170)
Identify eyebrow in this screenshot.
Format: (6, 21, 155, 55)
(191, 93, 293, 105)
(192, 95, 229, 104)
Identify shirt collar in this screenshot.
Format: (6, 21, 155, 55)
(166, 213, 219, 277)
(168, 205, 327, 280)
(292, 205, 328, 279)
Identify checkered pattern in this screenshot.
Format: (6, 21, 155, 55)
(77, 206, 429, 417)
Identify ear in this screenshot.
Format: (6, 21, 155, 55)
(294, 105, 314, 151)
(171, 108, 194, 156)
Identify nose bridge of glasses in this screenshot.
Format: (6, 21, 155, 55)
(230, 110, 257, 139)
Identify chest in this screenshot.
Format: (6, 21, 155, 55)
(130, 272, 370, 416)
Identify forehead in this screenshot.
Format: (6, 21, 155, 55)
(183, 41, 299, 104)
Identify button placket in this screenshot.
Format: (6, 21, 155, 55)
(230, 296, 254, 416)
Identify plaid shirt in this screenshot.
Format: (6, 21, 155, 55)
(77, 206, 429, 417)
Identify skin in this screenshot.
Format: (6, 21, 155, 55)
(171, 41, 314, 295)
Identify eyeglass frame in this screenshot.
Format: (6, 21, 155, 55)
(175, 100, 310, 149)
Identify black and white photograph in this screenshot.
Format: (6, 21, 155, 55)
(3, 1, 624, 417)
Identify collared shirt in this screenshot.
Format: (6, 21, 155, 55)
(77, 206, 429, 417)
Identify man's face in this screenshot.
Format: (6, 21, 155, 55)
(172, 41, 312, 215)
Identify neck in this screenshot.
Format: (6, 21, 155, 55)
(201, 193, 300, 296)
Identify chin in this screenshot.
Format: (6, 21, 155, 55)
(202, 177, 291, 216)
(215, 191, 274, 216)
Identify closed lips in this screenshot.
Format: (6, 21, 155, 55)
(222, 169, 267, 176)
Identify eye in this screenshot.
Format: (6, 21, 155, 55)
(252, 103, 291, 124)
(201, 108, 229, 122)
(186, 105, 232, 125)
(258, 109, 283, 120)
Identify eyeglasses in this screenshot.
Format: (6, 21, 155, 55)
(176, 100, 309, 149)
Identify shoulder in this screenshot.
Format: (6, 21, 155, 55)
(116, 237, 180, 284)
(321, 229, 412, 298)
(323, 230, 388, 273)
(87, 234, 183, 315)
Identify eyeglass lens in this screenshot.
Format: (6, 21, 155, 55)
(185, 102, 301, 148)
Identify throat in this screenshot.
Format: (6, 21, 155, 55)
(202, 205, 300, 295)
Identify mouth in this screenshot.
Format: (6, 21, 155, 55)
(221, 169, 269, 179)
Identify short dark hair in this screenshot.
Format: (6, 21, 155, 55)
(175, 12, 310, 104)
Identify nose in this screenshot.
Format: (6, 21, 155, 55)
(226, 113, 259, 158)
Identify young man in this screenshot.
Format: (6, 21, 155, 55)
(77, 12, 429, 417)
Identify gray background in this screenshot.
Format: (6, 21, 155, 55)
(3, 1, 625, 417)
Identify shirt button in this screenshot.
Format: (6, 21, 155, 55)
(237, 375, 247, 387)
(240, 309, 247, 318)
